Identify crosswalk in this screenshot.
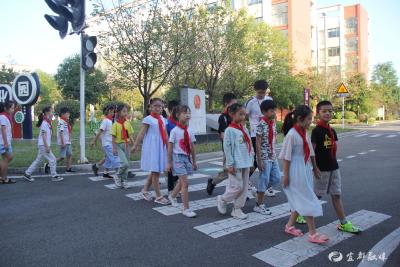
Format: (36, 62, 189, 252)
(86, 162, 398, 266)
(354, 131, 400, 138)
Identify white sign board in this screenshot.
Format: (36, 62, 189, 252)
(180, 88, 206, 134)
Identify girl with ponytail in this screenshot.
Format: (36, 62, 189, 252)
(279, 105, 329, 244)
(0, 100, 16, 184)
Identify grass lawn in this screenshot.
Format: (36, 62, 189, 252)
(9, 123, 355, 168)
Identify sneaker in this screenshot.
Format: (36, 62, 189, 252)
(296, 215, 307, 224)
(65, 168, 75, 173)
(253, 204, 272, 215)
(23, 173, 35, 182)
(168, 195, 179, 207)
(127, 171, 136, 178)
(114, 177, 122, 188)
(265, 187, 276, 197)
(206, 178, 215, 195)
(182, 209, 197, 218)
(122, 181, 131, 189)
(92, 164, 99, 176)
(231, 208, 248, 220)
(337, 221, 362, 234)
(51, 176, 64, 182)
(103, 173, 114, 179)
(44, 163, 50, 174)
(217, 195, 227, 215)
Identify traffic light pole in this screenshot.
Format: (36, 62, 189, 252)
(79, 33, 86, 163)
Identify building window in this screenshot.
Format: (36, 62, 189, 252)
(272, 2, 288, 26)
(328, 28, 340, 38)
(248, 0, 262, 5)
(329, 65, 340, 73)
(328, 47, 340, 57)
(346, 17, 358, 33)
(346, 37, 358, 52)
(207, 2, 217, 12)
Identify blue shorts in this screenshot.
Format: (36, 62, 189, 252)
(257, 159, 281, 192)
(59, 144, 72, 158)
(0, 144, 12, 155)
(172, 153, 193, 176)
(103, 145, 120, 170)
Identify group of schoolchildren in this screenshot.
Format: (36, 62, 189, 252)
(0, 79, 361, 243)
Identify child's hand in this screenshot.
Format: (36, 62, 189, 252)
(258, 160, 265, 172)
(282, 175, 289, 188)
(112, 147, 118, 156)
(166, 163, 172, 172)
(227, 166, 236, 175)
(61, 144, 66, 149)
(192, 162, 198, 171)
(45, 146, 51, 153)
(130, 144, 137, 153)
(4, 143, 8, 149)
(313, 168, 321, 179)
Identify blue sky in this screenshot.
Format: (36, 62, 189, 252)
(0, 0, 399, 80)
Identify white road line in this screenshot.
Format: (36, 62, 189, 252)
(337, 159, 343, 162)
(386, 134, 396, 138)
(347, 155, 356, 159)
(194, 201, 326, 238)
(355, 133, 369, 138)
(152, 189, 275, 216)
(126, 181, 228, 201)
(197, 157, 223, 164)
(369, 149, 376, 152)
(357, 226, 400, 267)
(358, 152, 367, 155)
(88, 176, 112, 182)
(104, 173, 210, 189)
(369, 134, 382, 138)
(209, 161, 223, 166)
(253, 210, 391, 267)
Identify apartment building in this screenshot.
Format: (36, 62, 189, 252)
(311, 3, 369, 78)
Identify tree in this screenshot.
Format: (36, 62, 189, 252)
(0, 65, 17, 84)
(91, 0, 193, 113)
(54, 54, 110, 105)
(37, 70, 62, 104)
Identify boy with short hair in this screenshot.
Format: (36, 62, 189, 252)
(254, 100, 280, 215)
(311, 100, 361, 233)
(206, 93, 237, 195)
(57, 107, 73, 172)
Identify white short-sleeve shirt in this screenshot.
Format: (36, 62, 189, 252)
(0, 115, 12, 146)
(57, 119, 71, 145)
(38, 120, 52, 147)
(99, 118, 113, 147)
(169, 126, 196, 155)
(245, 96, 273, 138)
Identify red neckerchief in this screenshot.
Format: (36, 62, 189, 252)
(151, 113, 167, 145)
(105, 114, 113, 121)
(293, 125, 310, 163)
(117, 118, 128, 143)
(261, 117, 275, 154)
(0, 112, 13, 126)
(60, 117, 71, 139)
(168, 116, 179, 126)
(44, 117, 53, 132)
(176, 122, 191, 154)
(317, 120, 337, 158)
(229, 122, 251, 153)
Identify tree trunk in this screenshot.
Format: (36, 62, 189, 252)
(143, 94, 150, 116)
(207, 93, 213, 112)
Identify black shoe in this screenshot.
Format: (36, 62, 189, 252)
(65, 168, 75, 173)
(206, 178, 215, 195)
(103, 173, 113, 179)
(44, 163, 50, 174)
(92, 164, 99, 176)
(127, 171, 136, 179)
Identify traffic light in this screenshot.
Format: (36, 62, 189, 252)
(81, 34, 97, 70)
(44, 0, 86, 38)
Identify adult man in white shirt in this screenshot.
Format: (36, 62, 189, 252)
(245, 79, 275, 197)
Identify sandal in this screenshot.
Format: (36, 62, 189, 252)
(285, 225, 304, 237)
(141, 190, 153, 201)
(154, 196, 170, 205)
(0, 178, 16, 184)
(308, 232, 329, 244)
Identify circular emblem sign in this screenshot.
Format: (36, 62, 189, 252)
(14, 111, 25, 124)
(12, 73, 40, 105)
(0, 84, 13, 103)
(194, 95, 201, 109)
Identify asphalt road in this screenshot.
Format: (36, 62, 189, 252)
(1, 122, 399, 267)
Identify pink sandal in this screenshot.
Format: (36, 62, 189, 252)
(285, 225, 304, 237)
(308, 232, 329, 244)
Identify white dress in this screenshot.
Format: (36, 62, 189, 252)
(279, 128, 323, 217)
(140, 115, 168, 173)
